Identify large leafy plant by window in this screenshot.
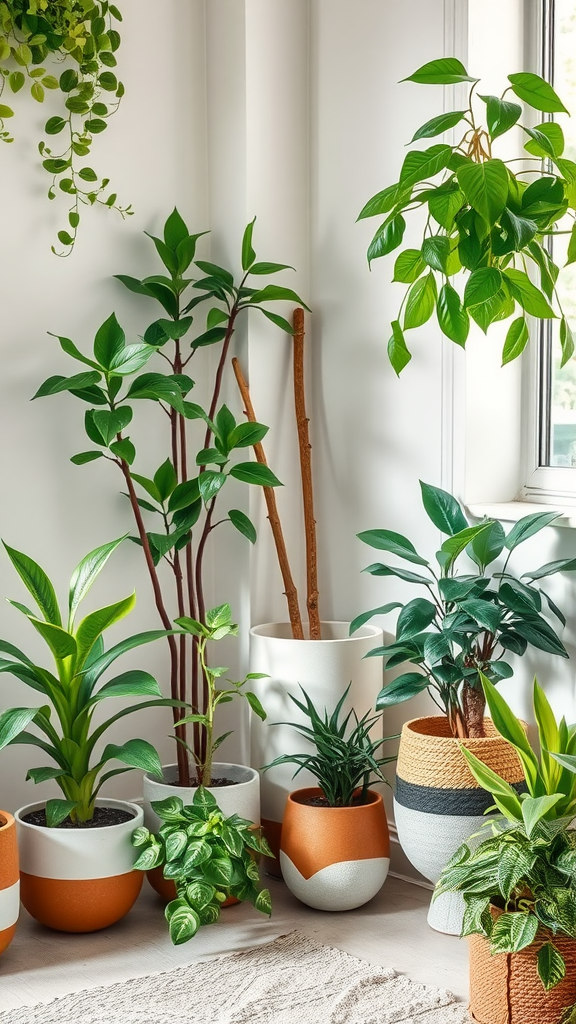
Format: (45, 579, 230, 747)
(35, 210, 308, 787)
(360, 57, 576, 374)
(353, 482, 576, 738)
(0, 0, 128, 254)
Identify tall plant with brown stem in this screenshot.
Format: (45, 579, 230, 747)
(34, 209, 308, 785)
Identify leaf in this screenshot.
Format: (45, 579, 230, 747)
(469, 520, 505, 568)
(0, 707, 40, 750)
(437, 283, 469, 346)
(458, 599, 502, 633)
(503, 269, 556, 319)
(538, 943, 566, 991)
(375, 673, 428, 708)
(68, 536, 126, 623)
(245, 690, 266, 721)
(241, 217, 257, 270)
(393, 249, 425, 283)
(505, 511, 560, 550)
(524, 558, 576, 581)
(396, 598, 437, 639)
(410, 110, 466, 142)
(490, 912, 539, 954)
(362, 563, 432, 585)
(358, 183, 411, 221)
(404, 272, 437, 329)
(457, 159, 509, 226)
(367, 215, 406, 264)
(480, 95, 522, 141)
(521, 794, 563, 836)
(93, 313, 125, 370)
(45, 799, 78, 828)
(508, 72, 569, 114)
(90, 671, 162, 704)
(3, 543, 61, 625)
(228, 422, 269, 448)
(419, 481, 468, 534)
(440, 523, 493, 570)
(229, 463, 282, 487)
(459, 746, 524, 821)
(101, 738, 163, 778)
(249, 285, 310, 311)
(126, 373, 184, 414)
(228, 509, 257, 544)
(422, 236, 451, 272)
(399, 145, 452, 190)
(524, 124, 564, 160)
(163, 209, 189, 251)
(72, 448, 105, 465)
(403, 57, 477, 85)
(356, 529, 428, 565)
(502, 317, 529, 366)
(349, 603, 403, 635)
(387, 320, 411, 376)
(75, 594, 136, 667)
(480, 676, 540, 790)
(168, 905, 200, 945)
(464, 267, 502, 309)
(255, 888, 273, 916)
(428, 184, 464, 230)
(248, 261, 294, 275)
(560, 318, 575, 368)
(33, 371, 102, 400)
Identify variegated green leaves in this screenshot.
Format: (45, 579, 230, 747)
(360, 57, 574, 374)
(132, 788, 272, 945)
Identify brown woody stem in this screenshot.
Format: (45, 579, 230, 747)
(292, 308, 321, 639)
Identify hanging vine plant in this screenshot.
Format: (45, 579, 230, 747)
(0, 0, 131, 255)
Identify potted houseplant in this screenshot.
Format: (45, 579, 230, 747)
(34, 210, 305, 813)
(0, 0, 129, 253)
(142, 603, 265, 900)
(264, 686, 395, 911)
(436, 676, 576, 1023)
(0, 535, 181, 932)
(359, 57, 576, 373)
(354, 481, 576, 932)
(131, 788, 272, 944)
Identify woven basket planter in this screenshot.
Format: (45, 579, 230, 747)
(469, 922, 576, 1023)
(393, 716, 524, 935)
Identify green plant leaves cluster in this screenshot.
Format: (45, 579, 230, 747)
(0, 0, 129, 254)
(131, 788, 272, 945)
(0, 535, 180, 824)
(353, 482, 574, 735)
(360, 57, 576, 373)
(263, 684, 397, 806)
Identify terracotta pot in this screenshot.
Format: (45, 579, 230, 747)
(469, 919, 576, 1024)
(280, 787, 390, 911)
(16, 798, 144, 933)
(143, 762, 260, 900)
(249, 620, 384, 873)
(0, 811, 19, 955)
(393, 716, 525, 935)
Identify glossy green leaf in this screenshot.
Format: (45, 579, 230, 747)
(393, 249, 425, 283)
(537, 942, 566, 991)
(469, 520, 505, 568)
(422, 236, 450, 272)
(399, 144, 452, 190)
(367, 215, 406, 264)
(396, 598, 437, 639)
(436, 283, 469, 346)
(68, 536, 126, 622)
(229, 463, 282, 487)
(168, 905, 200, 945)
(45, 799, 78, 828)
(457, 159, 508, 225)
(427, 184, 464, 230)
(508, 72, 569, 114)
(93, 313, 125, 370)
(241, 217, 257, 271)
(464, 267, 502, 309)
(560, 318, 575, 368)
(524, 122, 565, 159)
(248, 285, 310, 311)
(349, 603, 402, 635)
(90, 671, 162, 704)
(357, 529, 429, 564)
(3, 543, 61, 625)
(410, 110, 466, 142)
(228, 509, 257, 544)
(387, 320, 411, 376)
(502, 317, 529, 366)
(419, 481, 468, 535)
(479, 94, 522, 140)
(375, 673, 428, 708)
(0, 706, 40, 750)
(403, 58, 477, 86)
(75, 594, 136, 666)
(101, 738, 162, 777)
(404, 272, 437, 329)
(505, 511, 560, 550)
(491, 912, 539, 954)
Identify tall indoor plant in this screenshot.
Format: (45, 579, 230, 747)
(359, 58, 576, 373)
(35, 209, 306, 791)
(0, 534, 179, 931)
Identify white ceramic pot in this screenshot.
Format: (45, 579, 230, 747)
(16, 798, 144, 933)
(249, 621, 384, 864)
(142, 762, 260, 901)
(0, 811, 19, 956)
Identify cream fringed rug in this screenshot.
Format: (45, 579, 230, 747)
(0, 932, 471, 1024)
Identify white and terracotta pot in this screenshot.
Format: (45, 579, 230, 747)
(0, 811, 19, 955)
(249, 621, 384, 867)
(142, 762, 260, 900)
(16, 798, 144, 933)
(393, 717, 525, 935)
(280, 787, 390, 911)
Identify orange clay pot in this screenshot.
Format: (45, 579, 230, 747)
(16, 799, 144, 933)
(280, 787, 390, 910)
(469, 920, 576, 1024)
(0, 811, 19, 955)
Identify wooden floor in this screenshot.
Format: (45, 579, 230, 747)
(1, 874, 469, 1013)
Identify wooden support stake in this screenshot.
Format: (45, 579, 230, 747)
(232, 357, 304, 640)
(292, 308, 321, 639)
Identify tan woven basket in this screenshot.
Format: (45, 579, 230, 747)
(469, 924, 576, 1024)
(396, 717, 524, 790)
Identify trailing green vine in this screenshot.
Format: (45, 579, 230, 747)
(0, 0, 131, 255)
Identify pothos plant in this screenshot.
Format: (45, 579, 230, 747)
(0, 0, 129, 254)
(35, 209, 308, 787)
(359, 56, 576, 373)
(353, 482, 576, 739)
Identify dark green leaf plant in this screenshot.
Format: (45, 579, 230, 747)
(436, 676, 576, 997)
(359, 57, 576, 373)
(0, 0, 130, 254)
(353, 481, 575, 738)
(35, 209, 308, 788)
(264, 684, 397, 806)
(131, 787, 272, 944)
(0, 534, 181, 825)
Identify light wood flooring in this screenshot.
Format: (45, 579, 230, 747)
(1, 874, 469, 1013)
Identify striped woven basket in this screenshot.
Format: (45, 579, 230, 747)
(469, 920, 576, 1023)
(393, 716, 525, 935)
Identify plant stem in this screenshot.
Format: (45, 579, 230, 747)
(232, 356, 304, 639)
(292, 308, 321, 639)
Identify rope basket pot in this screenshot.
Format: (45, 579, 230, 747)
(393, 716, 525, 935)
(469, 921, 576, 1024)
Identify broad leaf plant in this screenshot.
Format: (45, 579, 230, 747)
(360, 57, 576, 373)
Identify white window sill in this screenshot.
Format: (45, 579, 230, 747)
(467, 501, 576, 530)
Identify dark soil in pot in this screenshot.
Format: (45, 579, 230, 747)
(172, 776, 236, 788)
(22, 806, 135, 829)
(303, 794, 371, 807)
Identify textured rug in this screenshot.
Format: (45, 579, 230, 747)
(0, 931, 471, 1024)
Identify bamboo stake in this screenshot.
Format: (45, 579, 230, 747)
(292, 308, 321, 639)
(232, 357, 304, 640)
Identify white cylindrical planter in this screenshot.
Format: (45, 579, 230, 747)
(16, 798, 144, 933)
(249, 621, 384, 864)
(142, 762, 260, 900)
